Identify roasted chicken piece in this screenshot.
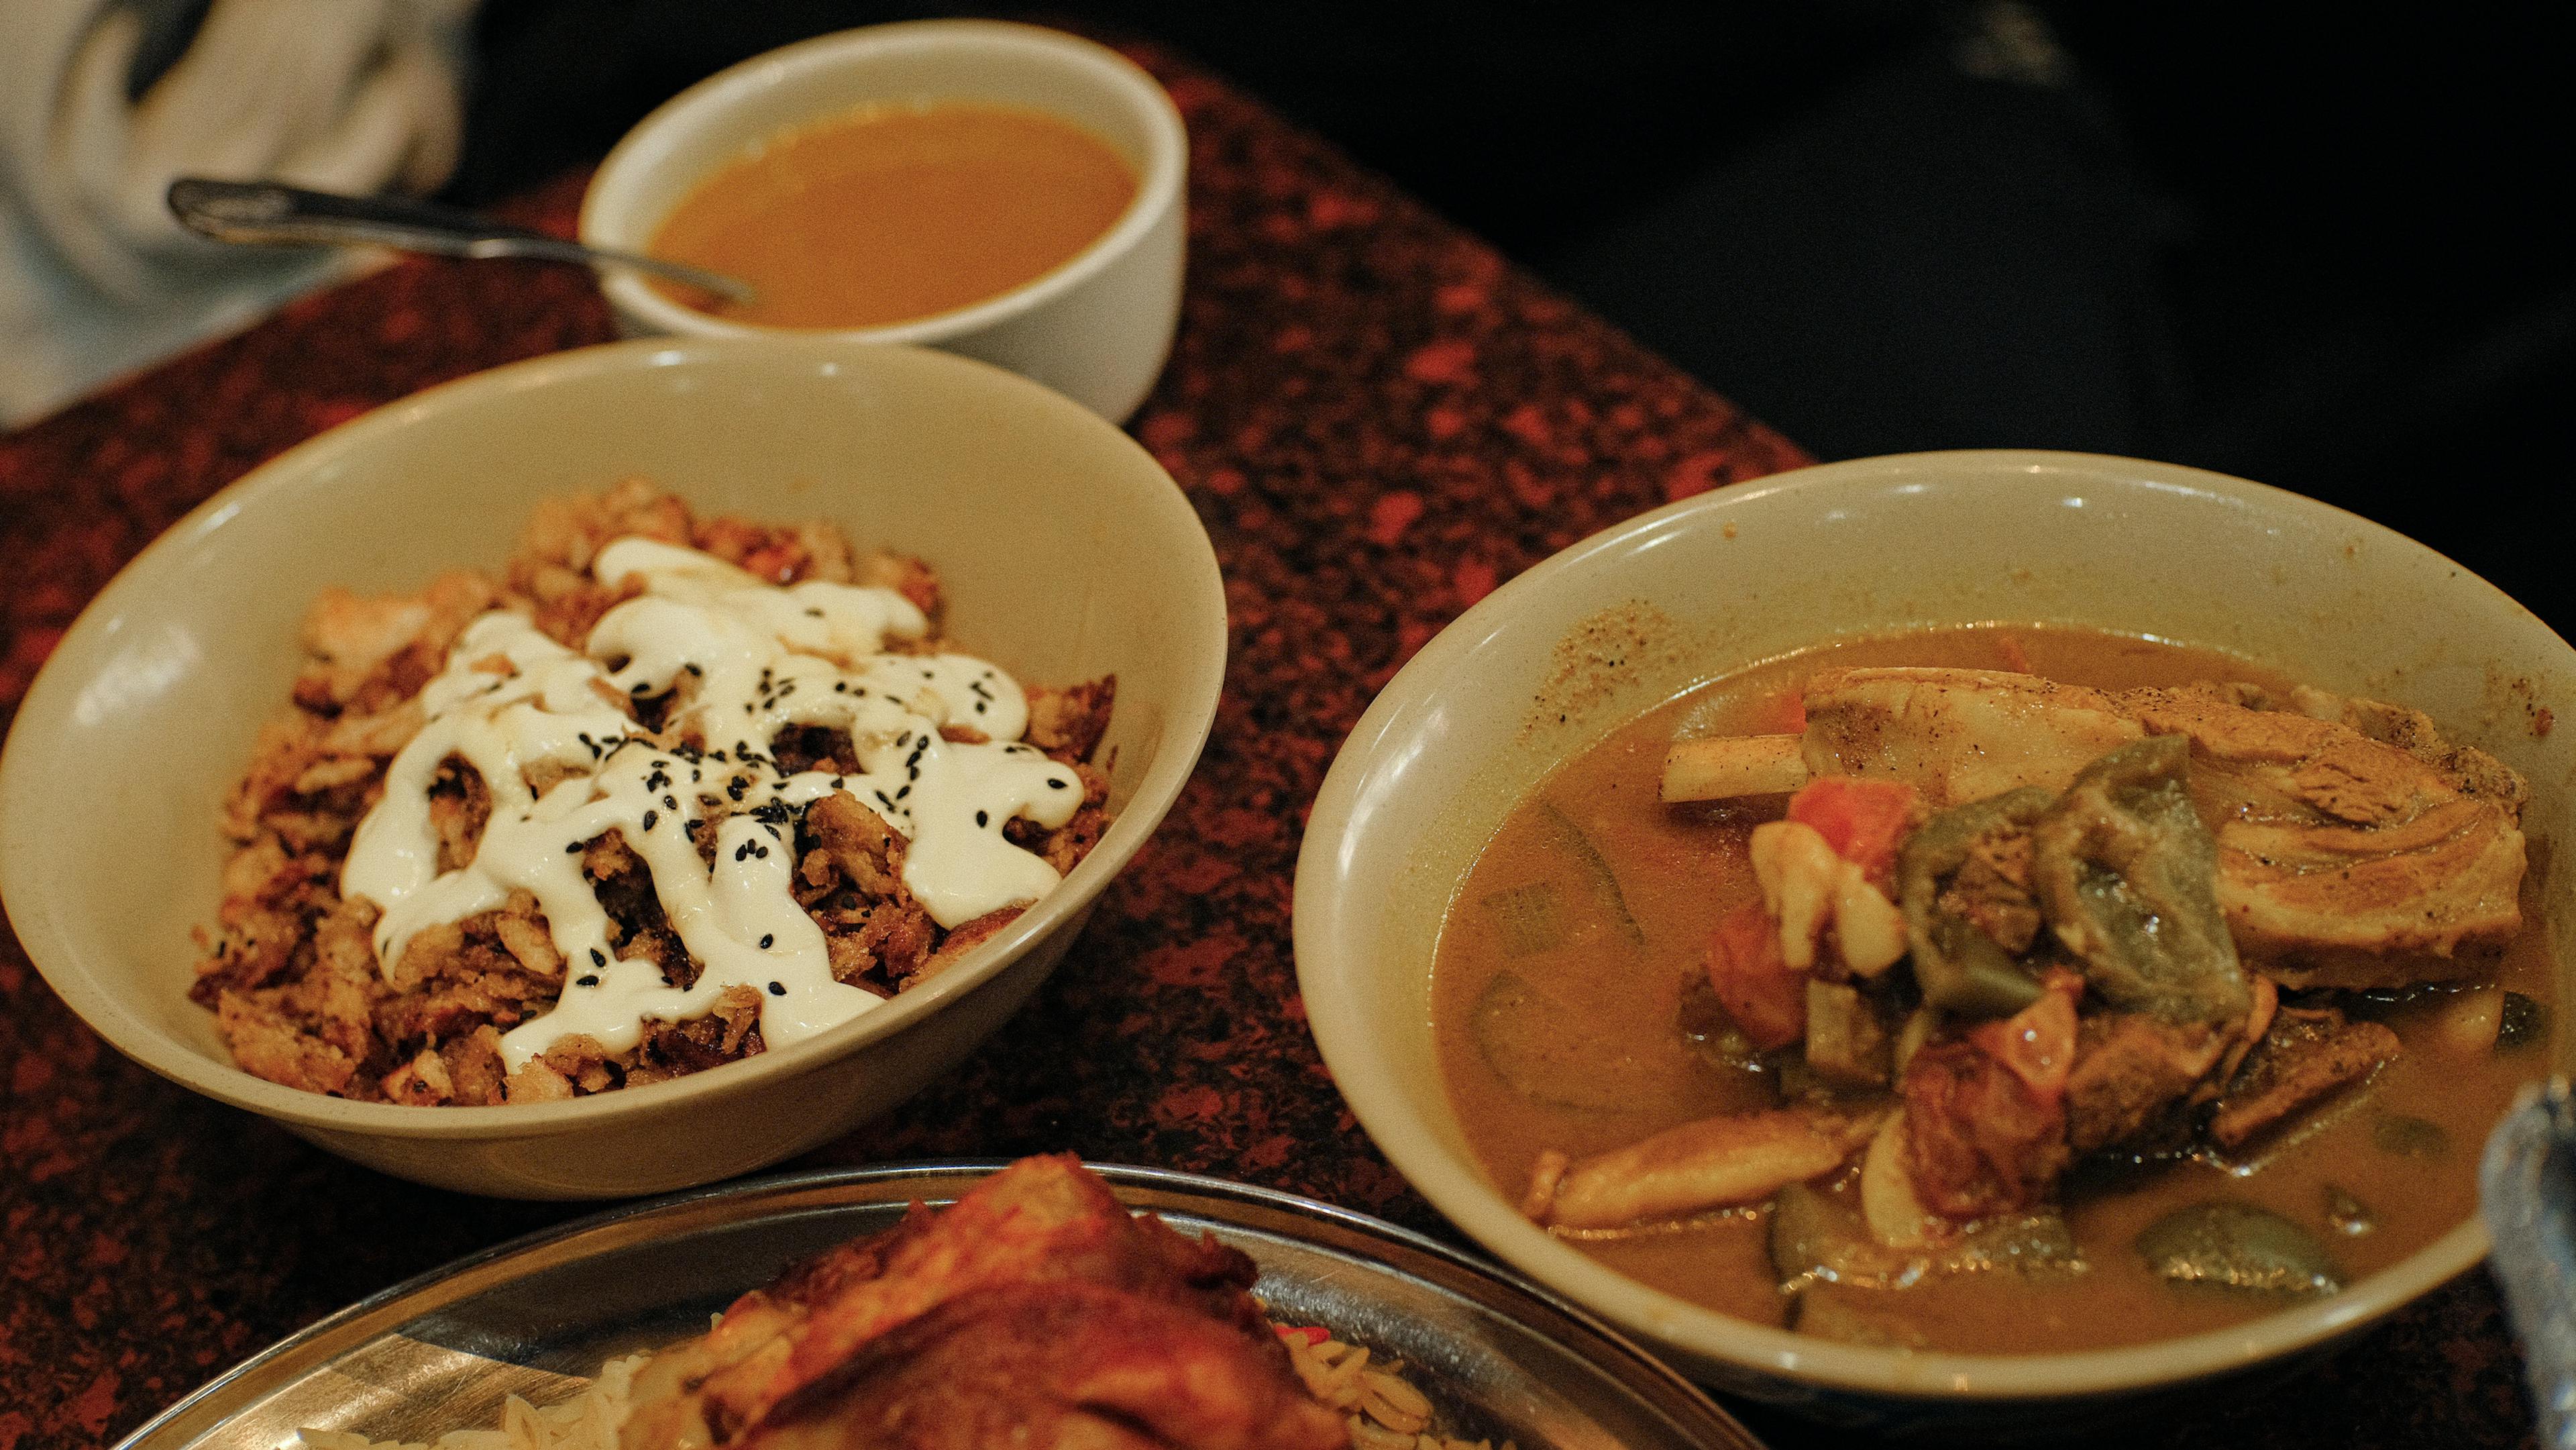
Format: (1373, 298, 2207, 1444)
(2125, 685, 2526, 985)
(741, 1283, 1328, 1450)
(1668, 668, 2528, 986)
(621, 1155, 1345, 1450)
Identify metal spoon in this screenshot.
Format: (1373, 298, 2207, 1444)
(166, 176, 757, 305)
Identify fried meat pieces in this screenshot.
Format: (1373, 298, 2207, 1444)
(1797, 668, 2527, 986)
(621, 1156, 1347, 1450)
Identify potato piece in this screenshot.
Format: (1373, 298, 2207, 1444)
(1752, 821, 1840, 971)
(1527, 1106, 1883, 1229)
(1860, 1110, 1938, 1249)
(1833, 872, 1909, 977)
(2436, 986, 2503, 1054)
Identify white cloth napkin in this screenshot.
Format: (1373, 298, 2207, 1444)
(0, 0, 476, 429)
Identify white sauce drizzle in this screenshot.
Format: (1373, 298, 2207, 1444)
(340, 538, 1084, 1071)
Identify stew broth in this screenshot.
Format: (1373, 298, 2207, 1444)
(1432, 625, 2554, 1353)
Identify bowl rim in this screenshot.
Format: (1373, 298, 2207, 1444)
(579, 19, 1188, 344)
(0, 335, 1229, 1142)
(1293, 448, 2553, 1401)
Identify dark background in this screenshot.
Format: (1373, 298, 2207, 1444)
(448, 1, 2575, 629)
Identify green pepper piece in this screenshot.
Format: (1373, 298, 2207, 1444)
(1895, 786, 2056, 1018)
(2499, 990, 2550, 1049)
(2030, 735, 2248, 1024)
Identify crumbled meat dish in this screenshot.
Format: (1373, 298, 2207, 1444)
(190, 480, 1116, 1106)
(618, 1155, 1349, 1450)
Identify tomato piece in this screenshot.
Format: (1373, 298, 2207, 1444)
(1967, 974, 2080, 1102)
(1901, 1039, 2069, 1219)
(1786, 776, 1920, 883)
(1706, 903, 1806, 1051)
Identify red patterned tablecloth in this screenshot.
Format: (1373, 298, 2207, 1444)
(0, 40, 2535, 1450)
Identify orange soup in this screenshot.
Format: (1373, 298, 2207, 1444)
(651, 102, 1137, 329)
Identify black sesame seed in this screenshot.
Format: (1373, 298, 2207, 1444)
(685, 663, 702, 675)
(755, 844, 769, 858)
(591, 949, 606, 966)
(975, 810, 989, 827)
(642, 809, 659, 831)
(896, 784, 910, 799)
(975, 702, 987, 714)
(767, 980, 786, 996)
(565, 841, 583, 853)
(576, 974, 600, 987)
(1047, 778, 1069, 790)
(759, 933, 774, 949)
(663, 794, 678, 810)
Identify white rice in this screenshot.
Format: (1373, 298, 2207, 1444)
(301, 1329, 1501, 1450)
(298, 1353, 649, 1450)
(1281, 1332, 1517, 1450)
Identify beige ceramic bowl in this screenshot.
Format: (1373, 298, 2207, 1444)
(1293, 450, 2576, 1427)
(0, 337, 1226, 1200)
(581, 20, 1187, 424)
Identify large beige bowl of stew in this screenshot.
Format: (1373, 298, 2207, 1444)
(1293, 450, 2573, 1426)
(0, 337, 1226, 1199)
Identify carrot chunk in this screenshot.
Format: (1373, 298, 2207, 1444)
(1707, 903, 1807, 1051)
(1786, 776, 1921, 883)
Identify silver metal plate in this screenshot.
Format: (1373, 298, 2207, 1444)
(117, 1163, 1762, 1450)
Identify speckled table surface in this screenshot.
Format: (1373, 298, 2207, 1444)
(0, 41, 2539, 1450)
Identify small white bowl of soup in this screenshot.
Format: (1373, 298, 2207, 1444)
(1293, 450, 2576, 1428)
(580, 21, 1185, 423)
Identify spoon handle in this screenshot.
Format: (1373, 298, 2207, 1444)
(165, 177, 756, 304)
